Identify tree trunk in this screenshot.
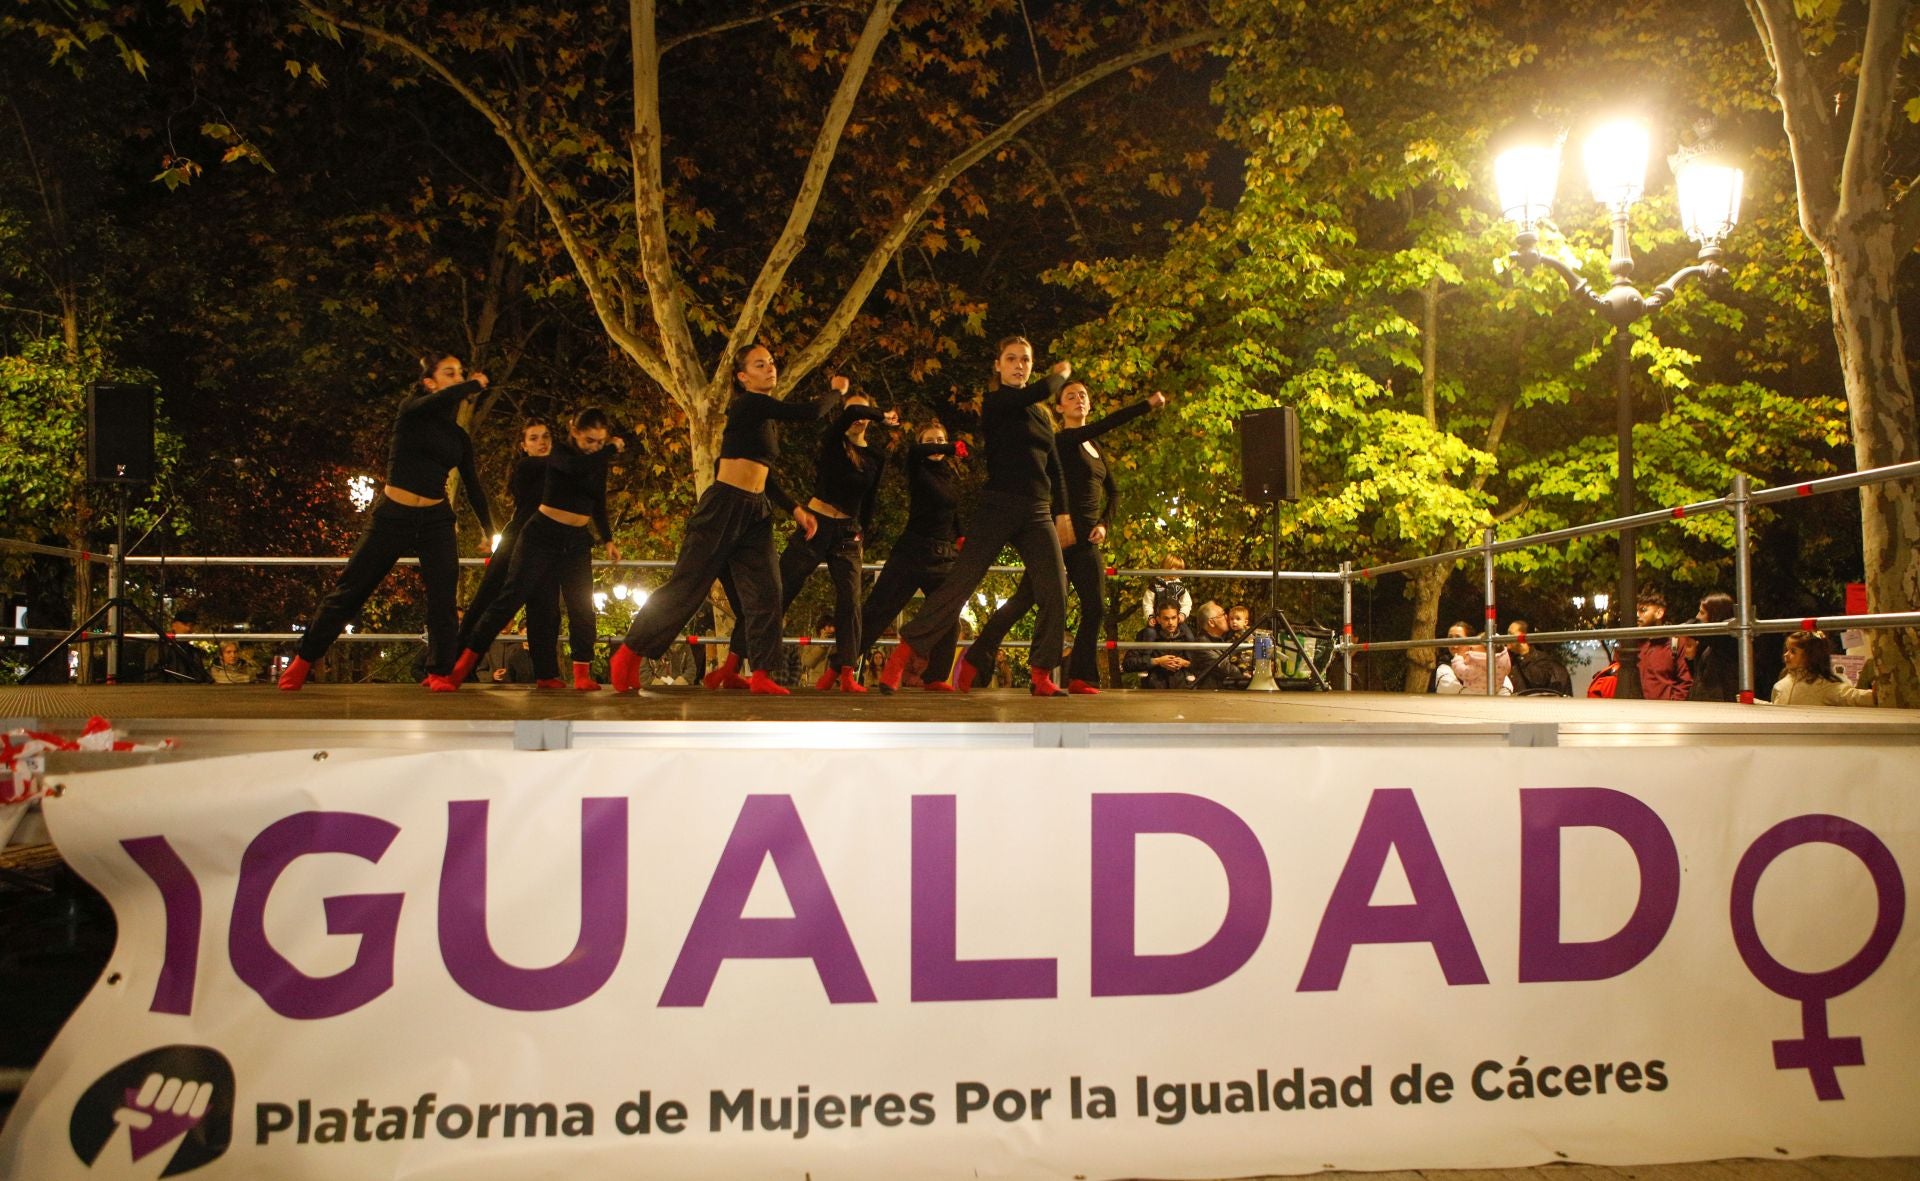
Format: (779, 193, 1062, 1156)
(1402, 562, 1451, 693)
(1823, 223, 1920, 707)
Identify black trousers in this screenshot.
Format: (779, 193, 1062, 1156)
(464, 514, 597, 679)
(299, 497, 459, 674)
(860, 534, 959, 682)
(731, 514, 863, 672)
(967, 539, 1106, 683)
(900, 491, 1066, 673)
(621, 482, 782, 670)
(455, 519, 521, 654)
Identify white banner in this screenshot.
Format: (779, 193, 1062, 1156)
(1, 745, 1915, 1180)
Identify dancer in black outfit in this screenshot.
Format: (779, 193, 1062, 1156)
(609, 344, 822, 696)
(961, 382, 1168, 692)
(279, 351, 494, 692)
(858, 420, 968, 688)
(449, 409, 625, 691)
(454, 419, 552, 668)
(710, 375, 898, 692)
(879, 335, 1075, 697)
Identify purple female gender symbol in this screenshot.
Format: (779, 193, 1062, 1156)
(1729, 814, 1905, 1101)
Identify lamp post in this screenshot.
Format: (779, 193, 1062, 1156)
(1496, 120, 1742, 699)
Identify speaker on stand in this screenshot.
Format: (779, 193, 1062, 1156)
(31, 384, 193, 683)
(1193, 406, 1328, 691)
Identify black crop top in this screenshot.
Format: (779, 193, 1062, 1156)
(540, 439, 617, 543)
(719, 390, 827, 468)
(978, 372, 1069, 507)
(809, 405, 889, 528)
(901, 442, 961, 543)
(1056, 398, 1152, 534)
(385, 379, 494, 535)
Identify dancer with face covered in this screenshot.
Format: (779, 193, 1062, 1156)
(958, 380, 1168, 692)
(279, 350, 494, 691)
(857, 419, 969, 688)
(608, 344, 822, 695)
(449, 409, 625, 690)
(878, 335, 1075, 696)
(706, 375, 897, 692)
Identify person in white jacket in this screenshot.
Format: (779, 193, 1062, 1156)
(1771, 631, 1875, 707)
(1434, 621, 1513, 695)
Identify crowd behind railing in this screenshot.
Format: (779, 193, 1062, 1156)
(3, 460, 1916, 703)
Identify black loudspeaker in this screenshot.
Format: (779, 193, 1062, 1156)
(1238, 406, 1300, 503)
(86, 383, 155, 485)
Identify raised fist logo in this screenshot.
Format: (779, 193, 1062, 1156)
(69, 1046, 233, 1176)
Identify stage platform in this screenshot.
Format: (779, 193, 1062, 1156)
(3, 683, 1916, 756)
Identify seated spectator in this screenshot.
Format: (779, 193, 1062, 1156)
(1194, 601, 1250, 689)
(479, 624, 537, 684)
(1507, 619, 1571, 696)
(1435, 621, 1512, 695)
(797, 616, 834, 686)
(1770, 630, 1875, 706)
(210, 640, 258, 684)
(1683, 592, 1740, 703)
(1126, 601, 1197, 689)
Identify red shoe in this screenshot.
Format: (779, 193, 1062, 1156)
(1030, 669, 1068, 697)
(703, 652, 742, 691)
(277, 656, 312, 692)
(1068, 678, 1101, 695)
(749, 670, 790, 696)
(609, 644, 643, 693)
(924, 680, 955, 692)
(448, 648, 481, 686)
(534, 677, 565, 689)
(837, 667, 867, 694)
(815, 665, 838, 691)
(425, 673, 460, 693)
(953, 660, 978, 694)
(573, 661, 600, 692)
(878, 642, 916, 693)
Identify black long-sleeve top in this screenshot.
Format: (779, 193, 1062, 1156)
(385, 379, 494, 534)
(901, 442, 962, 543)
(975, 372, 1069, 507)
(503, 456, 545, 532)
(719, 389, 828, 513)
(809, 405, 889, 529)
(1055, 398, 1153, 536)
(540, 438, 617, 543)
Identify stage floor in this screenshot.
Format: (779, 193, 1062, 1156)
(4, 683, 1916, 754)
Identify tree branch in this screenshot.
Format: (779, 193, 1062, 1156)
(658, 2, 865, 55)
(779, 24, 1226, 390)
(1837, 0, 1910, 219)
(708, 0, 905, 392)
(1744, 0, 1841, 238)
(297, 1, 673, 389)
(628, 0, 706, 403)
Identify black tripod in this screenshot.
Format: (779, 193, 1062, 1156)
(1188, 496, 1331, 692)
(28, 486, 199, 684)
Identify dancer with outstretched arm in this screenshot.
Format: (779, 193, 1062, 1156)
(608, 344, 822, 696)
(448, 409, 625, 691)
(279, 350, 494, 692)
(858, 420, 968, 688)
(454, 418, 552, 669)
(958, 382, 1168, 692)
(707, 375, 897, 692)
(879, 335, 1075, 697)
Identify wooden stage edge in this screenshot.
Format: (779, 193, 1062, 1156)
(3, 683, 1918, 756)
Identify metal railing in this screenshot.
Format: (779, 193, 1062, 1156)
(6, 460, 1916, 697)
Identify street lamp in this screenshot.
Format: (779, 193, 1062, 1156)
(1496, 119, 1741, 699)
